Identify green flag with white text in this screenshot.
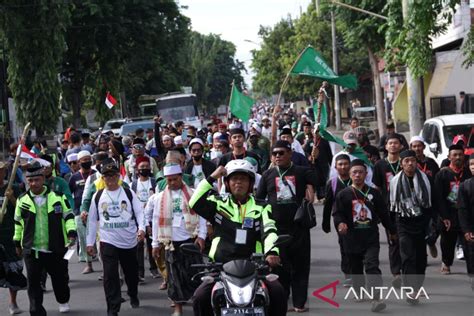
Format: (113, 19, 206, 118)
(290, 46, 357, 89)
(229, 84, 254, 122)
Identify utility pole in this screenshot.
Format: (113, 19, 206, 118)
(331, 10, 341, 130)
(402, 0, 422, 137)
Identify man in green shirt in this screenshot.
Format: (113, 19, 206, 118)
(14, 161, 76, 315)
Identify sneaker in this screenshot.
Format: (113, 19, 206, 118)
(130, 296, 140, 309)
(406, 297, 419, 305)
(391, 275, 402, 289)
(8, 303, 22, 315)
(40, 283, 47, 292)
(138, 276, 145, 285)
(440, 263, 451, 275)
(370, 300, 386, 313)
(98, 275, 103, 281)
(343, 278, 353, 288)
(428, 244, 438, 258)
(59, 303, 70, 313)
(150, 269, 160, 279)
(456, 247, 465, 260)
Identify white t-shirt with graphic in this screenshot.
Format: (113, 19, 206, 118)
(135, 178, 153, 208)
(87, 187, 145, 249)
(151, 189, 207, 248)
(192, 165, 205, 189)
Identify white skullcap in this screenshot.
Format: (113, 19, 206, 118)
(162, 135, 172, 141)
(251, 123, 262, 134)
(174, 136, 183, 145)
(213, 132, 222, 139)
(410, 135, 425, 145)
(163, 163, 182, 176)
(189, 138, 204, 148)
(67, 153, 78, 163)
(77, 150, 91, 160)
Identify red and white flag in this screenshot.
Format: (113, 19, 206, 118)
(105, 92, 117, 109)
(20, 145, 38, 160)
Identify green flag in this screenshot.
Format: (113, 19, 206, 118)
(314, 101, 371, 166)
(229, 84, 254, 122)
(290, 46, 357, 89)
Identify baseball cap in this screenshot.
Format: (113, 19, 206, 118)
(343, 131, 358, 145)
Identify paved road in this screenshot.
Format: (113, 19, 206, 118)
(1, 206, 473, 315)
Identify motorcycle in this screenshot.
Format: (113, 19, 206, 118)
(180, 235, 292, 316)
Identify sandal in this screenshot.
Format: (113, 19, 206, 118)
(160, 281, 168, 290)
(294, 307, 308, 313)
(440, 263, 451, 275)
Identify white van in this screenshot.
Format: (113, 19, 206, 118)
(421, 114, 474, 166)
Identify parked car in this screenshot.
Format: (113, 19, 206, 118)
(421, 114, 474, 166)
(119, 120, 155, 137)
(103, 119, 130, 136)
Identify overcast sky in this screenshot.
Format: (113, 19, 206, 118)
(179, 0, 312, 87)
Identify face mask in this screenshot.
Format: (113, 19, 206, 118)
(138, 169, 151, 177)
(81, 161, 92, 170)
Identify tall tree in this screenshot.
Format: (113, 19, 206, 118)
(2, 1, 70, 134)
(251, 5, 369, 103)
(61, 0, 191, 126)
(184, 32, 245, 112)
(335, 0, 388, 135)
(384, 0, 460, 77)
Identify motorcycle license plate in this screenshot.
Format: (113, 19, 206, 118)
(221, 307, 265, 315)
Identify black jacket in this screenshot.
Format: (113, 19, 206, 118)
(184, 158, 216, 179)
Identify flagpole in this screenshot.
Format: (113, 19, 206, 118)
(0, 122, 31, 224)
(226, 80, 235, 124)
(271, 46, 310, 147)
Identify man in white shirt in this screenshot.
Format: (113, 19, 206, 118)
(261, 115, 272, 140)
(151, 163, 207, 316)
(86, 159, 145, 316)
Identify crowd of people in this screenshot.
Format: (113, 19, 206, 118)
(0, 103, 474, 316)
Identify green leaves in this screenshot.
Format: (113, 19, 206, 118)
(384, 0, 460, 77)
(2, 1, 71, 134)
(251, 3, 369, 100)
(461, 26, 474, 69)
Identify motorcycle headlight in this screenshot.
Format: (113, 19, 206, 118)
(226, 280, 255, 307)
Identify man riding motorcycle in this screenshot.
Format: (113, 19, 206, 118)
(189, 159, 287, 316)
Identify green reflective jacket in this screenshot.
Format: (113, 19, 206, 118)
(189, 178, 278, 263)
(13, 186, 76, 255)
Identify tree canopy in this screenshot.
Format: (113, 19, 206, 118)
(251, 4, 369, 101)
(1, 1, 244, 131)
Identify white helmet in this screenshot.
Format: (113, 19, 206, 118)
(224, 159, 255, 181)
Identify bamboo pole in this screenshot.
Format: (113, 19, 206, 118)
(271, 46, 311, 147)
(0, 122, 31, 224)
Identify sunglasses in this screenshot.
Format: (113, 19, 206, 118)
(133, 144, 145, 150)
(272, 150, 287, 157)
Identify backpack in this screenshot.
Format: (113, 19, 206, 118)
(94, 187, 138, 229)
